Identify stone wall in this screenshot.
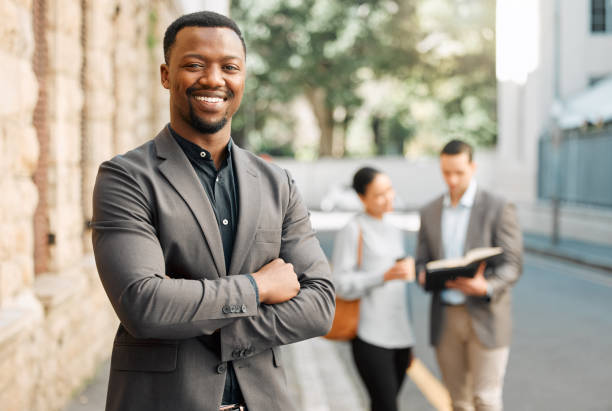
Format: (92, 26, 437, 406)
(0, 0, 39, 312)
(0, 0, 178, 409)
(0, 0, 45, 407)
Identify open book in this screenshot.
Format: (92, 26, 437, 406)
(424, 247, 503, 291)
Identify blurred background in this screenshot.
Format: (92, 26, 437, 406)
(1, 0, 611, 410)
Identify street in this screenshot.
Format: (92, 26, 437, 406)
(315, 229, 612, 411)
(391, 252, 612, 410)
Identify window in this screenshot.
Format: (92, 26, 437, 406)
(591, 0, 612, 33)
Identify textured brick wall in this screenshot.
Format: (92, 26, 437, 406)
(0, 0, 178, 409)
(45, 0, 85, 272)
(0, 0, 39, 307)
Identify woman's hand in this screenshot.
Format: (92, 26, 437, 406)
(384, 257, 415, 282)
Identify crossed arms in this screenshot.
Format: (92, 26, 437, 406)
(92, 159, 335, 362)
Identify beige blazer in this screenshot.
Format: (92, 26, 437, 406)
(92, 127, 335, 411)
(416, 189, 523, 348)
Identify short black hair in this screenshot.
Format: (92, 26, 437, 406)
(163, 11, 246, 64)
(352, 166, 381, 196)
(440, 139, 474, 162)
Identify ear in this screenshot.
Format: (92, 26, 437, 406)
(357, 193, 367, 205)
(160, 64, 170, 89)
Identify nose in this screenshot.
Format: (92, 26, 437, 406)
(386, 189, 395, 205)
(199, 65, 224, 88)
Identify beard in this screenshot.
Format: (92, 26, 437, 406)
(186, 84, 232, 134)
(188, 102, 228, 134)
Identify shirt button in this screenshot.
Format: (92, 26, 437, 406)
(200, 151, 206, 158)
(222, 219, 229, 226)
(216, 176, 220, 182)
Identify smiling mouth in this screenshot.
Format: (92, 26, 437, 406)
(194, 96, 226, 103)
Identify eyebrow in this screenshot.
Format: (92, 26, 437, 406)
(181, 53, 243, 61)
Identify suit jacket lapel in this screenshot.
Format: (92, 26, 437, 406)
(154, 127, 226, 277)
(228, 145, 261, 275)
(430, 196, 444, 260)
(464, 189, 485, 253)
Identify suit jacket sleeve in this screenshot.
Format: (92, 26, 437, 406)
(487, 201, 523, 300)
(92, 159, 258, 339)
(218, 170, 336, 362)
(415, 208, 432, 279)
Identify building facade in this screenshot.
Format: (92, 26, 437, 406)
(496, 0, 612, 244)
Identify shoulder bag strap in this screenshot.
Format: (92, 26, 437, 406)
(357, 224, 363, 269)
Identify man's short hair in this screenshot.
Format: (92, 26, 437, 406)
(440, 139, 474, 162)
(163, 11, 246, 64)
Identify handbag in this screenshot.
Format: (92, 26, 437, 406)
(324, 226, 362, 341)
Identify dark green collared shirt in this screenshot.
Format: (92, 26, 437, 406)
(170, 126, 251, 406)
(171, 127, 238, 271)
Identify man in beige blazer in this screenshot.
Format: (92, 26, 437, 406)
(91, 11, 334, 411)
(416, 140, 523, 411)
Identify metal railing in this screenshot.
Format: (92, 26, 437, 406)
(538, 127, 612, 208)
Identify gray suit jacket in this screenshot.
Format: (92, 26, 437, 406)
(416, 189, 523, 348)
(92, 127, 335, 411)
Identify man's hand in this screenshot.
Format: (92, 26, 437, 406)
(445, 262, 488, 296)
(251, 258, 300, 304)
(384, 257, 416, 282)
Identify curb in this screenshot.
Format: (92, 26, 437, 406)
(524, 245, 612, 274)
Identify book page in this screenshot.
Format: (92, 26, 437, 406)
(426, 257, 467, 270)
(426, 247, 503, 271)
(464, 247, 503, 264)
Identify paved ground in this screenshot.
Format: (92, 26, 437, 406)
(65, 220, 612, 411)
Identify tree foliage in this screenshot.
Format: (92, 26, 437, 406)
(230, 0, 496, 157)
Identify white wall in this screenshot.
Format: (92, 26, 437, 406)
(275, 152, 498, 211)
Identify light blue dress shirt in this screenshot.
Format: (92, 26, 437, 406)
(440, 179, 477, 305)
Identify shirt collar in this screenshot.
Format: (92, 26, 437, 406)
(168, 125, 233, 165)
(443, 179, 477, 208)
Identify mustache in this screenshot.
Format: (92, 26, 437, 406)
(186, 84, 234, 99)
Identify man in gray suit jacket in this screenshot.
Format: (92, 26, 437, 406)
(91, 11, 334, 411)
(416, 140, 523, 411)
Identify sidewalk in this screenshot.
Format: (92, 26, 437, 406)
(64, 336, 438, 411)
(523, 232, 612, 272)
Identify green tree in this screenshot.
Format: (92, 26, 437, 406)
(408, 0, 497, 149)
(231, 0, 497, 157)
(231, 0, 420, 157)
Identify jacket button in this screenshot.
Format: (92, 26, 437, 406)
(241, 304, 247, 313)
(231, 305, 238, 313)
(232, 349, 242, 359)
(216, 363, 227, 374)
(222, 305, 230, 314)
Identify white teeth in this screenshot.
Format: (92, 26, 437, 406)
(195, 96, 224, 103)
